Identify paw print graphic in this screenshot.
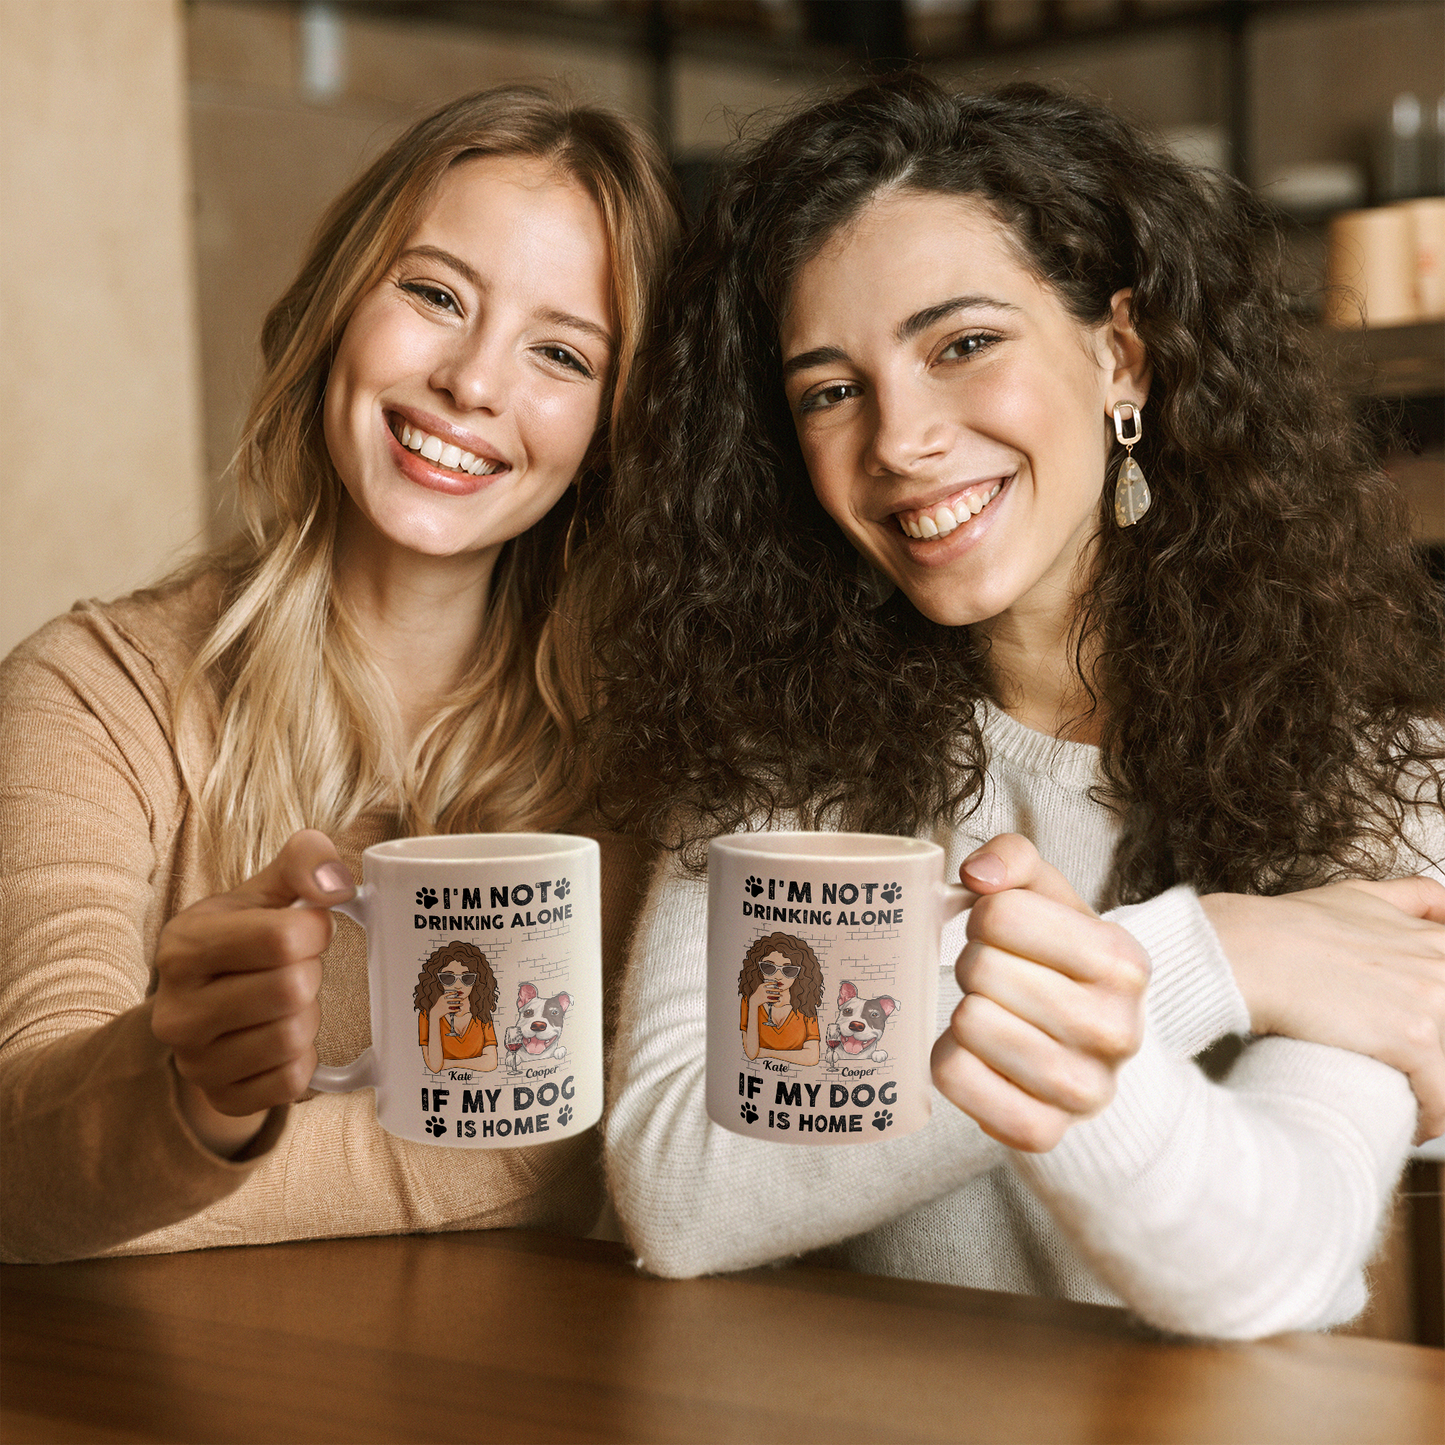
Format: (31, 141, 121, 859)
(557, 1104, 574, 1127)
(879, 881, 901, 904)
(424, 1114, 448, 1137)
(740, 1101, 759, 1124)
(745, 875, 764, 898)
(871, 1109, 893, 1132)
(554, 878, 571, 901)
(416, 887, 438, 910)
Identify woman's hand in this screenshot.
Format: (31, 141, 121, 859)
(1201, 878, 1445, 1142)
(931, 835, 1151, 1153)
(151, 829, 355, 1157)
(750, 979, 781, 1012)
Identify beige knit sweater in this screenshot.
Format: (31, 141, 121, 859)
(0, 575, 653, 1263)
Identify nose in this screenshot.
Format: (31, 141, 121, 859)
(849, 1021, 865, 1031)
(865, 374, 951, 477)
(530, 1021, 547, 1031)
(430, 329, 514, 415)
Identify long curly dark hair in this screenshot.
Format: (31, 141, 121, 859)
(592, 75, 1443, 902)
(413, 941, 499, 1023)
(738, 932, 825, 1020)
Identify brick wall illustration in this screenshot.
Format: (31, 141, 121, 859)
(510, 952, 571, 993)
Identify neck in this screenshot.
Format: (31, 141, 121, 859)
(974, 582, 1103, 746)
(334, 502, 498, 745)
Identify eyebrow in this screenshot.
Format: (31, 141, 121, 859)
(781, 345, 849, 380)
(782, 294, 1020, 379)
(398, 245, 614, 350)
(896, 294, 1020, 343)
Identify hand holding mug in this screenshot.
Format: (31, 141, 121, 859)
(931, 834, 1150, 1153)
(151, 828, 355, 1156)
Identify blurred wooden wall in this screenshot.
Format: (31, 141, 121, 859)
(0, 0, 205, 657)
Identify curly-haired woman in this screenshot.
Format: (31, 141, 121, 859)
(0, 86, 678, 1262)
(596, 76, 1445, 1338)
(414, 942, 500, 1073)
(738, 932, 824, 1064)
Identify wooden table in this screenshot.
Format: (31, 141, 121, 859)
(3, 1231, 1441, 1444)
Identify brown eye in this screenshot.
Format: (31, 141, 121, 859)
(938, 332, 997, 362)
(798, 382, 861, 415)
(401, 281, 459, 313)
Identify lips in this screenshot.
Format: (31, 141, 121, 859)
(392, 418, 504, 478)
(894, 476, 1008, 539)
(384, 409, 510, 495)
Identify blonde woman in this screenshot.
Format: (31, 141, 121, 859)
(0, 87, 678, 1263)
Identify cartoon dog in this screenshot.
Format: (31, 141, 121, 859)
(513, 982, 570, 1061)
(832, 980, 897, 1063)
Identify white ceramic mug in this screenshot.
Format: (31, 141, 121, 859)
(706, 833, 970, 1145)
(311, 834, 601, 1147)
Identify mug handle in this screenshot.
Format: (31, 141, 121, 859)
(291, 889, 378, 1093)
(936, 880, 974, 924)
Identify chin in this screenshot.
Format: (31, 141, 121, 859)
(897, 584, 1001, 629)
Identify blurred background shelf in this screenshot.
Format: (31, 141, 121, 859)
(1329, 320, 1445, 550)
(1333, 318, 1445, 398)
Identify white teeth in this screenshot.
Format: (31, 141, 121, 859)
(396, 421, 502, 476)
(898, 481, 1005, 539)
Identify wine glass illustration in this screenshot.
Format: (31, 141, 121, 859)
(825, 1022, 842, 1072)
(504, 1025, 524, 1075)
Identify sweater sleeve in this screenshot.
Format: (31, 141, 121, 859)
(0, 609, 288, 1263)
(1108, 886, 1251, 1058)
(1, 603, 644, 1263)
(1013, 1029, 1415, 1339)
(603, 851, 1007, 1279)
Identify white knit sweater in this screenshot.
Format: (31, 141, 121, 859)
(604, 707, 1434, 1339)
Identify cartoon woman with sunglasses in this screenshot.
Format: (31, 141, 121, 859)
(738, 933, 823, 1066)
(414, 941, 499, 1074)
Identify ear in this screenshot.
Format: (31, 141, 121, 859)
(1101, 288, 1150, 413)
(555, 992, 571, 1013)
(877, 995, 897, 1018)
(838, 980, 858, 1004)
(517, 982, 538, 1007)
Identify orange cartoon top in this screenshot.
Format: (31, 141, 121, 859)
(740, 998, 820, 1052)
(418, 1012, 498, 1061)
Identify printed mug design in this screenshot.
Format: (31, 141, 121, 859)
(414, 941, 499, 1074)
(709, 834, 965, 1147)
(734, 929, 908, 1137)
(502, 982, 572, 1074)
(738, 933, 824, 1065)
(825, 980, 898, 1069)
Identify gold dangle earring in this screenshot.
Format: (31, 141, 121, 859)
(1112, 401, 1150, 527)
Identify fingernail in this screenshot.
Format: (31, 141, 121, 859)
(963, 852, 1007, 887)
(313, 862, 353, 895)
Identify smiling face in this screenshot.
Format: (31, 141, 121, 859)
(780, 189, 1146, 634)
(323, 152, 614, 567)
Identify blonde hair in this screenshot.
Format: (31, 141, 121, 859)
(181, 86, 679, 886)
